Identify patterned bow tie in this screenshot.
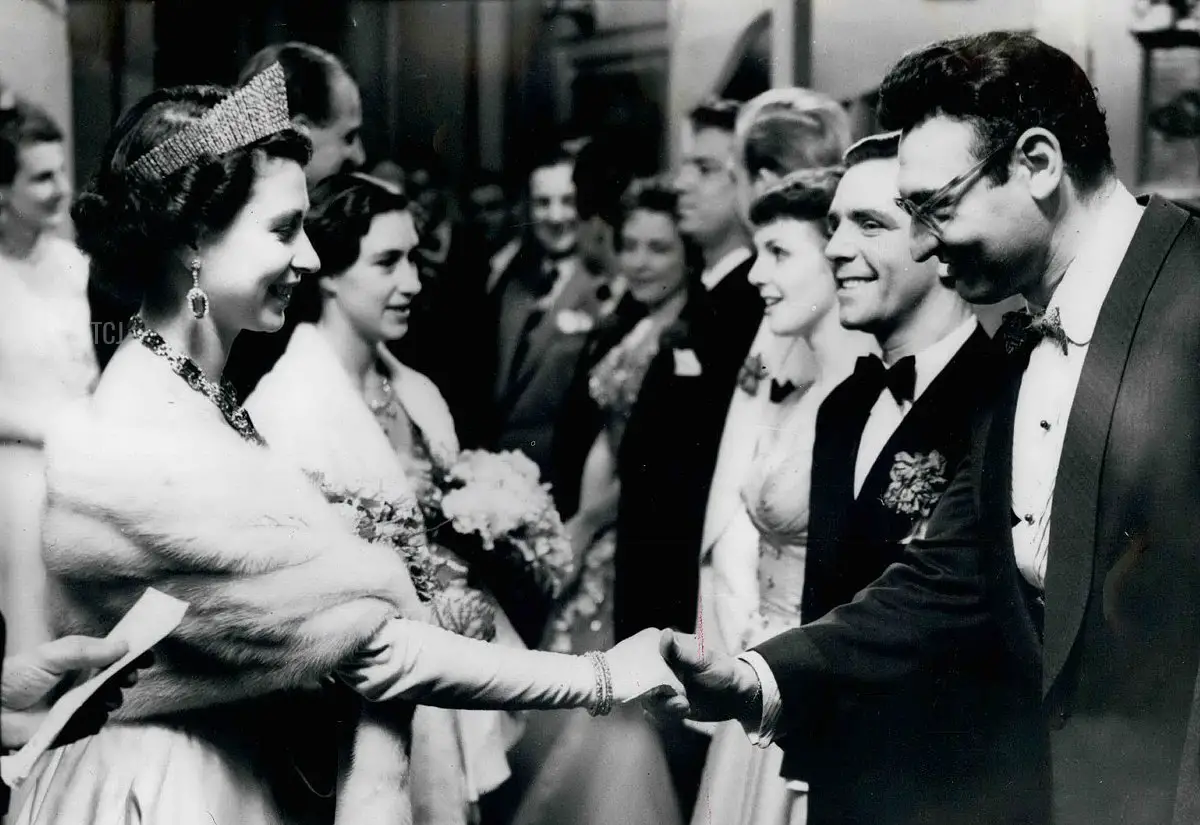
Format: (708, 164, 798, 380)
(854, 354, 917, 404)
(997, 307, 1073, 357)
(737, 352, 769, 395)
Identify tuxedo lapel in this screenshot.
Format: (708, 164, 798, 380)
(1042, 196, 1189, 696)
(493, 245, 543, 398)
(801, 372, 878, 620)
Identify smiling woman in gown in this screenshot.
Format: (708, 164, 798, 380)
(246, 173, 526, 824)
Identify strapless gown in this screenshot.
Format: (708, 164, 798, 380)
(691, 380, 833, 825)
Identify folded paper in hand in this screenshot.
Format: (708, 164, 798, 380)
(0, 588, 188, 787)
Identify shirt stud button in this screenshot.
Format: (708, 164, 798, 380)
(1039, 420, 1051, 430)
(1024, 513, 1035, 524)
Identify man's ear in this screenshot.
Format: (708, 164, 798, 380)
(1014, 127, 1064, 202)
(293, 114, 316, 137)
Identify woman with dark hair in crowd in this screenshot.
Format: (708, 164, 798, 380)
(245, 172, 526, 824)
(509, 177, 699, 825)
(11, 66, 678, 825)
(0, 89, 97, 657)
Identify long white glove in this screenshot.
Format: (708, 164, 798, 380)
(339, 619, 683, 711)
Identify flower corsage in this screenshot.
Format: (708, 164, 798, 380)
(880, 450, 949, 544)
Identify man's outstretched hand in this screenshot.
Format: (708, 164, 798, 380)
(643, 629, 762, 727)
(2, 636, 153, 749)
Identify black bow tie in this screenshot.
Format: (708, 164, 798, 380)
(769, 379, 797, 404)
(997, 307, 1073, 357)
(854, 354, 917, 404)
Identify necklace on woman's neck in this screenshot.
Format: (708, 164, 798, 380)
(365, 367, 397, 419)
(127, 315, 266, 447)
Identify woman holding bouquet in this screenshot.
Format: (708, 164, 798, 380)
(13, 67, 681, 825)
(510, 178, 697, 825)
(245, 172, 526, 824)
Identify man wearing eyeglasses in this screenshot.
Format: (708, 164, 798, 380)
(651, 31, 1200, 825)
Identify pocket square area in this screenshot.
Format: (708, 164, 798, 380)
(673, 348, 702, 376)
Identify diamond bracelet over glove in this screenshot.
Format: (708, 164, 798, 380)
(584, 651, 614, 716)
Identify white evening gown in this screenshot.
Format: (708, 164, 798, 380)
(690, 378, 836, 825)
(246, 323, 523, 822)
(0, 236, 97, 655)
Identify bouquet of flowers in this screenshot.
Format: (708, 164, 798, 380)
(310, 473, 438, 603)
(421, 449, 575, 601)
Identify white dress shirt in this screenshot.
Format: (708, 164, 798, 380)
(741, 183, 1145, 744)
(700, 246, 753, 292)
(853, 317, 978, 496)
(1011, 184, 1143, 590)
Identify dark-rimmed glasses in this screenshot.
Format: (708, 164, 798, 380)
(894, 137, 1016, 236)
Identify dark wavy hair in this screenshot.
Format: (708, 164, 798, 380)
(748, 166, 844, 227)
(618, 176, 704, 283)
(238, 42, 352, 127)
(878, 31, 1114, 192)
(73, 84, 311, 305)
(0, 97, 63, 186)
(285, 172, 411, 324)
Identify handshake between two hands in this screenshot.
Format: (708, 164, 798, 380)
(603, 628, 763, 728)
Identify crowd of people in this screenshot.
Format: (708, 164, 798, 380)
(0, 27, 1199, 825)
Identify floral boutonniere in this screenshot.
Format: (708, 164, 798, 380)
(737, 352, 769, 396)
(556, 308, 595, 335)
(880, 450, 949, 544)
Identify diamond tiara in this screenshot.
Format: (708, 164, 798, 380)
(127, 62, 292, 184)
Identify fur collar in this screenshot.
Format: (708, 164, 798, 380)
(41, 404, 422, 719)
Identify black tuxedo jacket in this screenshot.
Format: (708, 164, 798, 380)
(802, 326, 996, 622)
(756, 196, 1200, 825)
(550, 291, 647, 519)
(613, 255, 762, 641)
(794, 326, 1012, 825)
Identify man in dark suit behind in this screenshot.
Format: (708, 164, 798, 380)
(656, 32, 1200, 825)
(614, 99, 759, 642)
(792, 131, 1002, 825)
(610, 99, 758, 819)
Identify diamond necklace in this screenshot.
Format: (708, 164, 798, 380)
(127, 315, 267, 447)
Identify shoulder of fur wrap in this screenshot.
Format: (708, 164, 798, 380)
(41, 406, 424, 718)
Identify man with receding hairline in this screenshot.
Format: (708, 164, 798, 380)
(239, 42, 365, 188)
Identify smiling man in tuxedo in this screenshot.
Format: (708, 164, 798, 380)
(654, 32, 1200, 825)
(791, 131, 1000, 825)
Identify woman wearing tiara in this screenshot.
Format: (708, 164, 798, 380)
(689, 169, 875, 825)
(245, 172, 525, 824)
(13, 66, 679, 825)
(0, 91, 97, 656)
